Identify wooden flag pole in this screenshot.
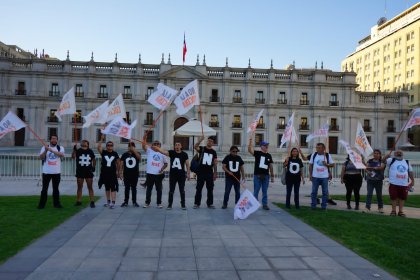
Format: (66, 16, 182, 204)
(198, 105, 205, 139)
(143, 110, 165, 142)
(386, 109, 414, 157)
(74, 112, 78, 145)
(26, 125, 47, 147)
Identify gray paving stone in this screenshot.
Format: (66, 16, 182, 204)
(318, 246, 359, 257)
(35, 257, 83, 272)
(231, 257, 271, 270)
(258, 246, 295, 257)
(25, 271, 73, 280)
(69, 271, 114, 280)
(278, 269, 321, 280)
(276, 238, 313, 247)
(113, 271, 154, 280)
(49, 246, 92, 259)
(302, 256, 344, 270)
(290, 246, 327, 257)
(158, 258, 197, 271)
(222, 237, 255, 247)
(226, 246, 262, 257)
(237, 270, 280, 280)
(196, 257, 235, 270)
(192, 238, 223, 247)
(161, 237, 193, 247)
(315, 269, 361, 280)
(198, 270, 240, 280)
(0, 272, 30, 280)
(87, 246, 127, 258)
(193, 246, 228, 257)
(349, 268, 398, 280)
(119, 257, 159, 272)
(250, 237, 284, 247)
(13, 246, 58, 259)
(130, 238, 162, 247)
(156, 271, 198, 280)
(268, 257, 309, 269)
(125, 247, 160, 258)
(160, 247, 195, 258)
(269, 229, 302, 239)
(76, 257, 120, 272)
(133, 230, 163, 238)
(333, 256, 378, 269)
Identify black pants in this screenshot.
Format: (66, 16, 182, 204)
(145, 173, 164, 205)
(168, 174, 186, 207)
(194, 172, 214, 206)
(286, 178, 301, 208)
(124, 175, 138, 203)
(344, 174, 363, 206)
(38, 173, 61, 208)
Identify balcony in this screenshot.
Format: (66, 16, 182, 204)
(209, 121, 219, 127)
(49, 91, 60, 97)
(363, 126, 372, 132)
(210, 96, 220, 102)
(15, 90, 26, 95)
(255, 98, 265, 104)
(330, 125, 339, 131)
(256, 123, 265, 129)
(387, 126, 396, 132)
(277, 124, 286, 129)
(144, 119, 154, 126)
(71, 117, 83, 124)
(299, 124, 309, 130)
(232, 122, 242, 128)
(232, 97, 242, 103)
(300, 100, 309, 105)
(277, 99, 287, 104)
(97, 92, 108, 98)
(329, 101, 339, 106)
(123, 93, 132, 99)
(47, 116, 59, 123)
(75, 92, 84, 98)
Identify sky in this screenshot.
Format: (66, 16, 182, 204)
(0, 0, 418, 71)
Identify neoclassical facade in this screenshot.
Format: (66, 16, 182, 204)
(0, 53, 409, 157)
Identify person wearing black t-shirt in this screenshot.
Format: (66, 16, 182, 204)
(98, 141, 121, 209)
(72, 140, 96, 208)
(120, 142, 141, 207)
(283, 147, 304, 209)
(248, 138, 274, 210)
(193, 136, 218, 209)
(222, 146, 245, 209)
(152, 142, 190, 210)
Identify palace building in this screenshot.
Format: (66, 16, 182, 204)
(0, 44, 409, 156)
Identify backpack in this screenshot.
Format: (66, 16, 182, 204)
(389, 158, 409, 168)
(311, 152, 330, 164)
(41, 145, 61, 166)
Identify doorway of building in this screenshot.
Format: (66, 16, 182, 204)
(173, 117, 189, 150)
(328, 136, 338, 154)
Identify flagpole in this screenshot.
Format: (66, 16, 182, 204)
(74, 113, 78, 145)
(26, 125, 47, 147)
(386, 109, 414, 157)
(198, 105, 205, 139)
(143, 110, 165, 142)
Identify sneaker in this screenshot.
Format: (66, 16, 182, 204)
(143, 204, 150, 208)
(181, 205, 187, 210)
(167, 205, 172, 210)
(74, 201, 82, 206)
(103, 203, 109, 207)
(363, 207, 370, 213)
(90, 201, 95, 208)
(110, 204, 115, 209)
(208, 205, 215, 209)
(347, 205, 352, 210)
(378, 208, 384, 213)
(262, 205, 270, 210)
(133, 202, 140, 207)
(328, 198, 337, 205)
(193, 204, 199, 209)
(221, 205, 227, 209)
(121, 202, 128, 207)
(157, 204, 163, 209)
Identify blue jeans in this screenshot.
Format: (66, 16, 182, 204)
(366, 180, 383, 209)
(253, 174, 269, 206)
(311, 177, 329, 209)
(223, 176, 240, 206)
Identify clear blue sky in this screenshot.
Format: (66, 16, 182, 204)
(0, 0, 417, 71)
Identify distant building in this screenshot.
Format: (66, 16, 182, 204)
(0, 45, 409, 156)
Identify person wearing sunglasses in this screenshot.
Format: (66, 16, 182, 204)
(98, 141, 121, 209)
(221, 146, 245, 209)
(120, 142, 141, 207)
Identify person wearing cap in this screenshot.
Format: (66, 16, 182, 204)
(193, 136, 218, 209)
(221, 145, 245, 209)
(120, 142, 141, 207)
(383, 150, 414, 217)
(248, 137, 274, 210)
(142, 140, 168, 208)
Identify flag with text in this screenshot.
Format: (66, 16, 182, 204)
(55, 87, 76, 121)
(82, 101, 109, 128)
(234, 189, 260, 220)
(174, 80, 199, 115)
(0, 111, 27, 139)
(354, 122, 373, 158)
(101, 116, 137, 140)
(148, 83, 178, 111)
(106, 94, 126, 122)
(247, 109, 264, 134)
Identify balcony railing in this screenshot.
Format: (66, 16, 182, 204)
(256, 123, 265, 129)
(47, 116, 59, 123)
(255, 98, 265, 104)
(330, 125, 339, 131)
(387, 126, 396, 132)
(15, 90, 26, 95)
(232, 97, 242, 103)
(363, 126, 372, 132)
(49, 91, 60, 97)
(329, 101, 339, 106)
(300, 100, 309, 105)
(210, 96, 220, 102)
(277, 99, 287, 104)
(97, 92, 108, 98)
(299, 124, 309, 130)
(209, 122, 219, 127)
(144, 119, 154, 126)
(123, 93, 132, 99)
(75, 92, 84, 98)
(277, 124, 286, 129)
(71, 117, 83, 124)
(232, 122, 242, 128)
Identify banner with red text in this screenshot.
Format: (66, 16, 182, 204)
(82, 101, 109, 128)
(0, 111, 27, 139)
(234, 189, 260, 220)
(404, 107, 420, 130)
(101, 116, 137, 140)
(247, 109, 264, 134)
(306, 122, 329, 143)
(174, 80, 199, 115)
(339, 139, 366, 169)
(54, 87, 76, 121)
(106, 94, 126, 122)
(355, 122, 373, 158)
(279, 112, 295, 148)
(148, 83, 178, 111)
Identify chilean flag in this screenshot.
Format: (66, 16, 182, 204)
(183, 33, 187, 64)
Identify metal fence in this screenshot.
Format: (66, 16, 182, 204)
(1, 154, 420, 180)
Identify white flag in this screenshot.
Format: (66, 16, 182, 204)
(54, 87, 76, 121)
(306, 122, 329, 143)
(404, 107, 420, 130)
(354, 122, 373, 158)
(101, 116, 137, 140)
(148, 83, 178, 111)
(173, 80, 199, 115)
(279, 112, 295, 148)
(234, 189, 260, 220)
(339, 140, 365, 169)
(82, 101, 109, 128)
(247, 109, 264, 133)
(0, 111, 27, 139)
(106, 94, 126, 122)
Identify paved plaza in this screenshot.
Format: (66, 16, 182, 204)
(1, 177, 415, 280)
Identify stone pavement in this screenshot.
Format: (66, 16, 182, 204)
(0, 177, 412, 280)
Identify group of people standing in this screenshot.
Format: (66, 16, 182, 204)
(37, 135, 415, 217)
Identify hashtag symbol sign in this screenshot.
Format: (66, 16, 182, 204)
(79, 154, 91, 167)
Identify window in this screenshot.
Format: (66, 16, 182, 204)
(96, 129, 106, 142)
(233, 133, 241, 146)
(16, 108, 25, 121)
(145, 112, 153, 125)
(233, 90, 242, 103)
(255, 133, 264, 146)
(145, 131, 153, 143)
(300, 117, 308, 130)
(48, 109, 58, 122)
(329, 93, 338, 106)
(387, 137, 395, 150)
(277, 134, 283, 147)
(363, 119, 371, 132)
(75, 84, 84, 97)
(210, 114, 219, 127)
(255, 91, 265, 104)
(232, 115, 241, 128)
(49, 83, 59, 97)
(210, 89, 219, 102)
(98, 85, 108, 98)
(300, 92, 309, 105)
(212, 133, 219, 145)
(300, 135, 308, 147)
(278, 117, 285, 129)
(72, 110, 82, 123)
(146, 86, 154, 99)
(257, 116, 264, 129)
(123, 86, 132, 99)
(72, 128, 82, 142)
(48, 127, 58, 140)
(16, 81, 26, 95)
(124, 112, 131, 124)
(278, 92, 287, 104)
(330, 118, 338, 131)
(387, 120, 395, 132)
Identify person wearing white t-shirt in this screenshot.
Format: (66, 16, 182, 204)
(384, 150, 414, 217)
(309, 143, 334, 209)
(37, 135, 65, 209)
(142, 140, 168, 208)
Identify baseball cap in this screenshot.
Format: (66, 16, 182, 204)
(260, 141, 269, 146)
